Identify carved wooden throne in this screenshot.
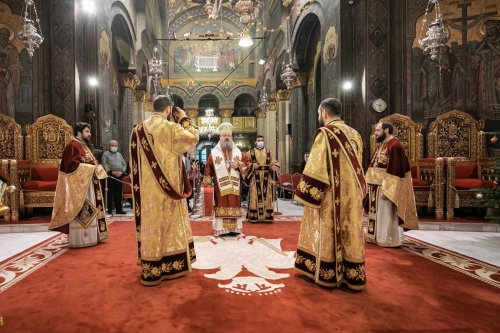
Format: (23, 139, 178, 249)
(20, 115, 72, 215)
(427, 110, 491, 220)
(371, 113, 445, 219)
(0, 114, 24, 221)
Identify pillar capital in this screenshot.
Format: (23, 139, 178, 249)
(186, 108, 199, 118)
(219, 108, 234, 118)
(135, 90, 149, 102)
(255, 109, 267, 118)
(119, 72, 141, 90)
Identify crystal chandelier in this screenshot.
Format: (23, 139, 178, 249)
(280, 49, 296, 90)
(418, 0, 448, 61)
(200, 108, 218, 140)
(259, 87, 270, 112)
(148, 46, 164, 97)
(18, 0, 44, 59)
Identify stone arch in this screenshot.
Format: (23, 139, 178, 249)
(111, 14, 136, 69)
(192, 86, 227, 108)
(169, 86, 191, 106)
(110, 1, 137, 42)
(168, 6, 245, 35)
(227, 86, 258, 106)
(292, 12, 322, 72)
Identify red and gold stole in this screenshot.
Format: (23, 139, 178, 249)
(129, 123, 192, 261)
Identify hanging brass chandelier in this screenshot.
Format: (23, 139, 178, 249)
(203, 0, 263, 26)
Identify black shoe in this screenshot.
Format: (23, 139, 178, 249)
(107, 210, 112, 215)
(116, 210, 127, 214)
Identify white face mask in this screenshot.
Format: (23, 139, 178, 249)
(256, 142, 264, 149)
(110, 147, 118, 153)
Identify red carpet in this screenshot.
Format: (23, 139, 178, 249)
(0, 220, 499, 332)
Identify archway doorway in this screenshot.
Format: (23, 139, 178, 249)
(290, 13, 321, 170)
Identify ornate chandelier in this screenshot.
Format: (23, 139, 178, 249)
(259, 87, 270, 112)
(280, 48, 296, 90)
(18, 0, 44, 59)
(233, 0, 263, 26)
(418, 0, 448, 60)
(200, 108, 219, 140)
(203, 0, 263, 26)
(204, 0, 223, 20)
(148, 46, 164, 96)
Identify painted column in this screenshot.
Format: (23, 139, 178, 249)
(118, 72, 140, 161)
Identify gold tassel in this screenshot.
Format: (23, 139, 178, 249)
(454, 193, 460, 208)
(427, 193, 434, 208)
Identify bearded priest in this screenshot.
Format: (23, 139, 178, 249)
(204, 122, 249, 236)
(49, 122, 109, 248)
(364, 122, 418, 247)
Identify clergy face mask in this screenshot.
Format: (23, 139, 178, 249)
(256, 138, 265, 149)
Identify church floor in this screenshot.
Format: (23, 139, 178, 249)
(0, 219, 499, 333)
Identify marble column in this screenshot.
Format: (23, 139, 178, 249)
(219, 108, 234, 124)
(255, 109, 267, 138)
(118, 72, 140, 161)
(134, 90, 149, 126)
(274, 90, 291, 172)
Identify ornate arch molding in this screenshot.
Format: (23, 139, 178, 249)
(169, 7, 245, 34)
(228, 86, 258, 106)
(170, 86, 192, 105)
(290, 1, 325, 68)
(192, 86, 226, 107)
(292, 12, 323, 71)
(110, 1, 137, 42)
(111, 13, 136, 68)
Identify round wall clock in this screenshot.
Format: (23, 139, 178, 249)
(372, 98, 387, 113)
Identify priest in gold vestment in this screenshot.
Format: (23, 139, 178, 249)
(364, 122, 418, 247)
(244, 135, 279, 223)
(129, 96, 199, 286)
(294, 98, 367, 290)
(49, 122, 109, 248)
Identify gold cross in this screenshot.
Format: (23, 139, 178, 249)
(332, 149, 339, 158)
(131, 141, 137, 149)
(215, 156, 223, 165)
(151, 161, 157, 169)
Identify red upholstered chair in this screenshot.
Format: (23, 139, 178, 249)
(277, 172, 293, 198)
(412, 158, 446, 219)
(446, 158, 494, 219)
(291, 173, 302, 204)
(20, 115, 72, 216)
(122, 175, 133, 200)
(427, 110, 488, 220)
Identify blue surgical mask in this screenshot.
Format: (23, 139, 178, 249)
(256, 142, 264, 149)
